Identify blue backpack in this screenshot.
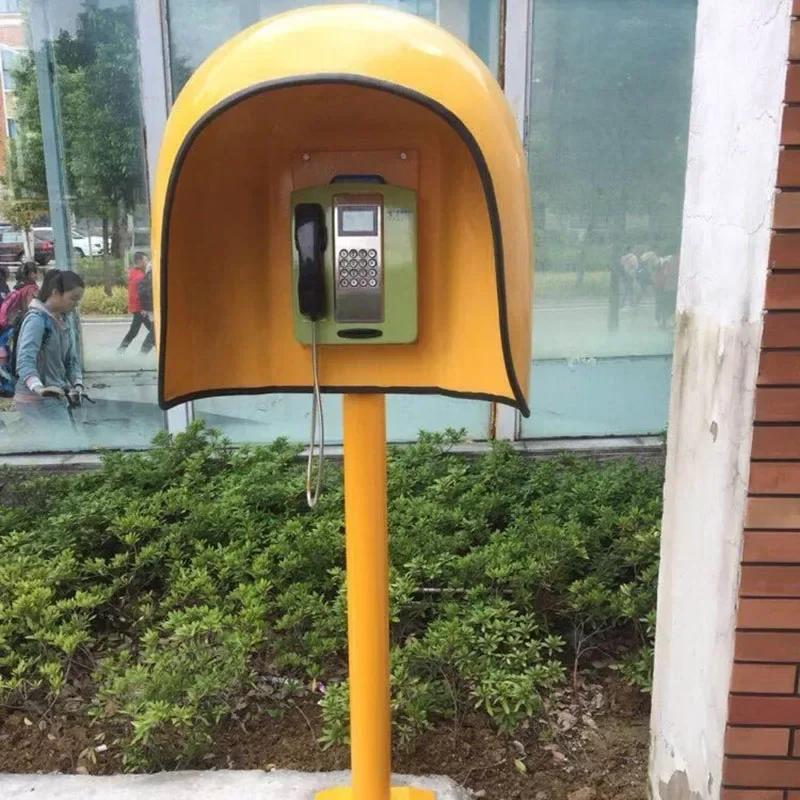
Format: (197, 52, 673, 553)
(0, 311, 53, 397)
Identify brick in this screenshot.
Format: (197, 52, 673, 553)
(730, 663, 797, 693)
(755, 389, 800, 422)
(796, 0, 800, 16)
(793, 22, 800, 61)
(789, 66, 800, 103)
(763, 313, 800, 347)
(771, 233, 800, 269)
(747, 497, 800, 528)
(739, 598, 800, 629)
(765, 272, 800, 309)
(753, 426, 800, 459)
(735, 631, 800, 661)
(741, 566, 800, 596)
(789, 792, 800, 799)
(780, 149, 800, 187)
(725, 726, 789, 756)
(783, 107, 800, 146)
(759, 351, 800, 386)
(743, 532, 800, 562)
(729, 695, 800, 724)
(775, 192, 800, 230)
(758, 351, 800, 385)
(721, 792, 784, 800)
(724, 756, 800, 786)
(750, 464, 800, 494)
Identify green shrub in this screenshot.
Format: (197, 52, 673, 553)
(76, 258, 126, 288)
(81, 285, 127, 315)
(0, 424, 662, 770)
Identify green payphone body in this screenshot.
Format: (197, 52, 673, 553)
(292, 182, 418, 344)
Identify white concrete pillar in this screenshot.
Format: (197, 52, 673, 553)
(649, 1, 792, 798)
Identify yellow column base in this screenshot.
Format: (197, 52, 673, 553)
(315, 787, 436, 800)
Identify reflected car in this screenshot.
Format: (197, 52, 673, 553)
(32, 226, 105, 258)
(0, 229, 52, 266)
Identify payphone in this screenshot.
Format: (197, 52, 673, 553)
(154, 7, 533, 797)
(292, 181, 418, 343)
(292, 180, 418, 507)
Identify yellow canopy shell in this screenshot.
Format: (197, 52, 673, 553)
(152, 5, 533, 415)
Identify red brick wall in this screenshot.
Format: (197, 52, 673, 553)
(721, 7, 800, 798)
(0, 16, 24, 181)
(0, 18, 24, 48)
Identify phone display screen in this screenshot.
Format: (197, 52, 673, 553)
(339, 207, 378, 236)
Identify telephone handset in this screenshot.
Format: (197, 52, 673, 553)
(294, 203, 327, 321)
(293, 201, 328, 511)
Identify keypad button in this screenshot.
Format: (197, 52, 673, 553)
(368, 269, 377, 278)
(339, 279, 348, 287)
(358, 259, 367, 268)
(368, 278, 377, 287)
(340, 270, 349, 278)
(368, 258, 377, 268)
(368, 249, 377, 258)
(350, 279, 358, 287)
(359, 279, 368, 287)
(349, 249, 358, 258)
(358, 249, 367, 258)
(339, 249, 348, 258)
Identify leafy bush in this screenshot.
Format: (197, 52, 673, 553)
(75, 257, 126, 288)
(81, 285, 127, 315)
(0, 424, 662, 770)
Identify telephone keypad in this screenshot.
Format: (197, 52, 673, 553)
(338, 252, 380, 284)
(333, 196, 383, 324)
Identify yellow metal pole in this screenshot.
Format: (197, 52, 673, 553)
(344, 393, 391, 798)
(316, 393, 434, 800)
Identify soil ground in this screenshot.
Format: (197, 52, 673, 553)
(0, 674, 648, 799)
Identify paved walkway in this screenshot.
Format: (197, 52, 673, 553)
(0, 770, 468, 799)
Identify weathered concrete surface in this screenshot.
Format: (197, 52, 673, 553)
(648, 0, 792, 798)
(0, 770, 469, 799)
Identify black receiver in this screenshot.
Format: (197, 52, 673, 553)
(294, 203, 328, 322)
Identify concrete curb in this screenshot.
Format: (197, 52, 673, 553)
(0, 770, 471, 799)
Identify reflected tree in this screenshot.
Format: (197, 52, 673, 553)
(529, 0, 696, 281)
(9, 2, 146, 259)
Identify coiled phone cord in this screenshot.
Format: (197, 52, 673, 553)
(306, 322, 325, 508)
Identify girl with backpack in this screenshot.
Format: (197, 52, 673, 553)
(14, 260, 39, 291)
(0, 262, 42, 395)
(0, 261, 39, 330)
(0, 266, 10, 300)
(14, 269, 85, 424)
